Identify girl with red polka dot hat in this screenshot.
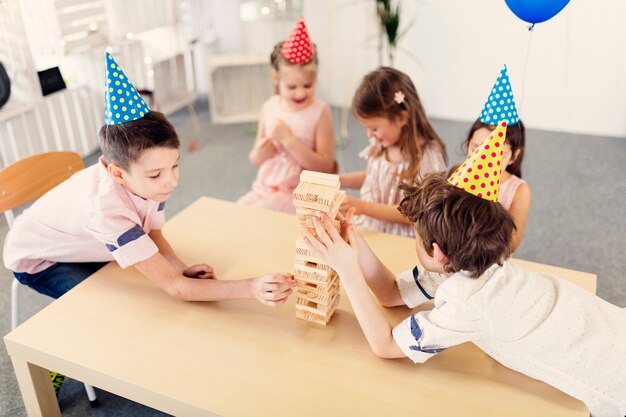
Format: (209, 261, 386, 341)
(238, 18, 336, 213)
(456, 65, 530, 252)
(339, 67, 448, 237)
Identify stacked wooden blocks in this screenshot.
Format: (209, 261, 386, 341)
(293, 170, 346, 325)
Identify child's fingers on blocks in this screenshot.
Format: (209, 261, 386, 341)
(312, 217, 333, 247)
(322, 215, 342, 241)
(264, 289, 293, 302)
(269, 273, 295, 283)
(346, 207, 356, 224)
(264, 281, 294, 292)
(304, 231, 326, 253)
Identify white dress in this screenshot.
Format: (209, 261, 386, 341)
(356, 141, 447, 237)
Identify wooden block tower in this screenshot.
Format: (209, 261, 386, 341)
(292, 170, 346, 325)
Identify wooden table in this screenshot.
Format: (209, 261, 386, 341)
(4, 197, 595, 417)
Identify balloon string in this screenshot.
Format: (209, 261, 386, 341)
(518, 25, 534, 118)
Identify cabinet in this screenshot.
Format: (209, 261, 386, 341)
(207, 53, 274, 124)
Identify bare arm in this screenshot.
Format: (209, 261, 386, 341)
(274, 106, 335, 172)
(339, 171, 367, 189)
(149, 229, 187, 273)
(133, 252, 295, 305)
(342, 210, 404, 307)
(508, 182, 531, 252)
(249, 114, 278, 167)
(341, 196, 411, 225)
(306, 215, 405, 358)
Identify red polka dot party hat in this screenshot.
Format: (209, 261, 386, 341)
(447, 120, 508, 202)
(281, 17, 314, 64)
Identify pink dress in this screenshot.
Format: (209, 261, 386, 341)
(356, 141, 447, 237)
(498, 174, 526, 210)
(238, 95, 327, 213)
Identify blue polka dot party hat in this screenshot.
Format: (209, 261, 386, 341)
(478, 65, 519, 126)
(104, 52, 150, 125)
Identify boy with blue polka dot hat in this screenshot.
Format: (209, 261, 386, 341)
(4, 53, 296, 314)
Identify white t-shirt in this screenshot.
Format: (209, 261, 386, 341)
(393, 261, 626, 417)
(3, 157, 164, 274)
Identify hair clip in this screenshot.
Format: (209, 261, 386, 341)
(394, 91, 405, 105)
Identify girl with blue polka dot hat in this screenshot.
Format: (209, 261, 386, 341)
(456, 65, 530, 252)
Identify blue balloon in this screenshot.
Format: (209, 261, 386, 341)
(504, 0, 571, 24)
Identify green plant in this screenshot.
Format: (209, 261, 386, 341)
(376, 0, 414, 66)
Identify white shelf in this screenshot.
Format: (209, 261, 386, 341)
(158, 92, 198, 116)
(206, 53, 274, 125)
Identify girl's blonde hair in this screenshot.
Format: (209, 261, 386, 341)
(270, 41, 319, 94)
(352, 67, 447, 180)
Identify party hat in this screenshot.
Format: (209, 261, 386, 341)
(281, 18, 314, 64)
(104, 52, 151, 125)
(478, 65, 518, 126)
(448, 120, 508, 202)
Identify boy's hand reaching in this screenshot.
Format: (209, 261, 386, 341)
(183, 264, 215, 279)
(305, 214, 359, 275)
(251, 273, 297, 307)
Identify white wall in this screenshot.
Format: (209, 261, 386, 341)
(302, 0, 626, 138)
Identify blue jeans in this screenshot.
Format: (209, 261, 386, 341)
(13, 262, 108, 299)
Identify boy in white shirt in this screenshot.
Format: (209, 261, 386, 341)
(305, 121, 626, 417)
(4, 53, 295, 306)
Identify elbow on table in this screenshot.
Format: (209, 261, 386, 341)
(369, 338, 399, 359)
(163, 280, 190, 301)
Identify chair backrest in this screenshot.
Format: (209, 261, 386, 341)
(0, 152, 84, 221)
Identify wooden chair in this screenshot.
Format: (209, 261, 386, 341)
(0, 151, 99, 405)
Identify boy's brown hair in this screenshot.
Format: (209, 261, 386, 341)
(99, 111, 179, 171)
(398, 174, 515, 278)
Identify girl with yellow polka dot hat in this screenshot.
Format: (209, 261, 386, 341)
(454, 65, 531, 252)
(104, 52, 151, 125)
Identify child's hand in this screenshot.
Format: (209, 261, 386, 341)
(305, 214, 359, 275)
(340, 194, 364, 215)
(337, 207, 357, 240)
(183, 264, 215, 279)
(255, 137, 278, 161)
(251, 273, 297, 307)
(271, 120, 294, 145)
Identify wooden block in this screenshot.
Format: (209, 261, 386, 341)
(295, 292, 340, 317)
(293, 181, 339, 209)
(295, 286, 337, 307)
(296, 309, 331, 326)
(294, 261, 335, 281)
(299, 170, 340, 187)
(296, 220, 341, 239)
(295, 277, 339, 297)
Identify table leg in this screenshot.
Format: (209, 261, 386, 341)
(10, 356, 61, 417)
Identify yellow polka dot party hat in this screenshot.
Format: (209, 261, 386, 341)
(448, 120, 508, 202)
(104, 52, 151, 125)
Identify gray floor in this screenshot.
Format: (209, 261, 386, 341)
(1, 98, 625, 416)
